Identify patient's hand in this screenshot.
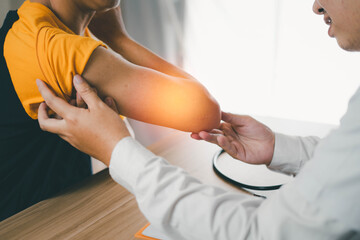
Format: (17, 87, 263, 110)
(37, 75, 130, 166)
(89, 6, 127, 46)
(191, 112, 275, 166)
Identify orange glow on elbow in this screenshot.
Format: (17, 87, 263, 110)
(143, 84, 221, 132)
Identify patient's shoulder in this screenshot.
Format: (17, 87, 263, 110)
(4, 8, 104, 119)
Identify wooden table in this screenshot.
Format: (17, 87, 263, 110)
(0, 117, 335, 239)
(0, 132, 244, 240)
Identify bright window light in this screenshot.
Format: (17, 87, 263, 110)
(183, 0, 360, 125)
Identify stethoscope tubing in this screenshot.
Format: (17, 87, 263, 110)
(213, 149, 283, 191)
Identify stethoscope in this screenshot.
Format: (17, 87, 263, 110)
(212, 149, 284, 198)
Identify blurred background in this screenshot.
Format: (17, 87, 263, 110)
(2, 0, 360, 146)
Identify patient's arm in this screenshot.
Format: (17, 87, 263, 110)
(88, 7, 193, 79)
(82, 47, 220, 133)
(86, 7, 220, 132)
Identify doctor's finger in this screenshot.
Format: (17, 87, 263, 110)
(76, 91, 86, 108)
(198, 131, 221, 145)
(192, 128, 223, 141)
(76, 87, 98, 108)
(209, 129, 223, 135)
(217, 135, 240, 160)
(73, 75, 102, 108)
(220, 124, 238, 141)
(36, 79, 76, 118)
(222, 112, 251, 126)
(190, 133, 202, 140)
(38, 102, 67, 135)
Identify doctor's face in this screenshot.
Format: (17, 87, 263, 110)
(313, 0, 360, 51)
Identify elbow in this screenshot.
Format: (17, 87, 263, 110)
(207, 99, 221, 130)
(178, 84, 221, 133)
(134, 78, 221, 133)
(191, 96, 221, 133)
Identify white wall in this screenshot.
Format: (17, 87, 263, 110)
(122, 0, 186, 146)
(0, 0, 23, 26)
(0, 1, 11, 26)
(184, 0, 360, 125)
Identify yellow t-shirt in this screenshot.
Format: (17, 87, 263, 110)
(4, 0, 105, 119)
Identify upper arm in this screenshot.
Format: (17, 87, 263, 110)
(4, 26, 104, 119)
(82, 47, 220, 132)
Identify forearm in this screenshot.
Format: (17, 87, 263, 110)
(107, 35, 194, 79)
(112, 68, 220, 132)
(87, 8, 221, 132)
(268, 133, 320, 176)
(91, 7, 193, 80)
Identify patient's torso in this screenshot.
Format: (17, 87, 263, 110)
(0, 5, 93, 221)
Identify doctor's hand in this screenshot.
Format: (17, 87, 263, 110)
(191, 112, 275, 166)
(36, 75, 130, 166)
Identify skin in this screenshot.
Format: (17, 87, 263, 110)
(312, 0, 360, 51)
(31, 0, 221, 132)
(33, 0, 121, 35)
(37, 75, 129, 166)
(191, 113, 275, 165)
(37, 0, 360, 166)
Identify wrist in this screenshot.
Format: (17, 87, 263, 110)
(103, 33, 129, 51)
(266, 133, 276, 166)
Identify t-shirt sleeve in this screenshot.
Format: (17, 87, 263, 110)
(34, 27, 105, 118)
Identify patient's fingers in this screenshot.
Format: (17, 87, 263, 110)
(38, 102, 66, 135)
(36, 79, 76, 118)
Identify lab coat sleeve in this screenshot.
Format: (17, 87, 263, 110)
(109, 137, 264, 239)
(268, 133, 320, 176)
(108, 137, 350, 240)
